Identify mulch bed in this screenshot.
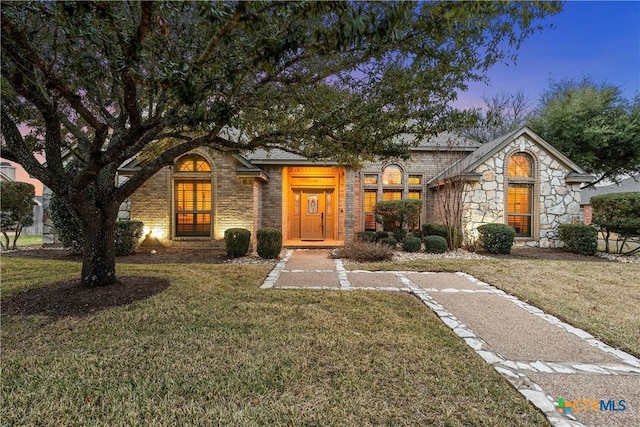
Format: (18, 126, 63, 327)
(2, 276, 172, 320)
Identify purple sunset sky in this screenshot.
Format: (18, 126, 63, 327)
(454, 0, 640, 109)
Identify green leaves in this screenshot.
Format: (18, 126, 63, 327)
(528, 78, 640, 184)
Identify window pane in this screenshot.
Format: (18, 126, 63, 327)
(176, 155, 211, 172)
(382, 165, 402, 185)
(176, 179, 212, 237)
(364, 191, 377, 211)
(508, 186, 531, 214)
(364, 174, 378, 185)
(383, 191, 402, 201)
(408, 175, 421, 185)
(195, 183, 211, 210)
(408, 191, 421, 200)
(364, 190, 377, 230)
(507, 184, 532, 237)
(508, 215, 531, 237)
(508, 154, 532, 177)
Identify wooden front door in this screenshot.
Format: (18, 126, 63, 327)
(301, 191, 325, 240)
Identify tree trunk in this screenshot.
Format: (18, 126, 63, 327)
(80, 213, 118, 287)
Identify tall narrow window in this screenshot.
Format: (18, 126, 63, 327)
(364, 190, 377, 230)
(175, 154, 212, 237)
(507, 153, 534, 237)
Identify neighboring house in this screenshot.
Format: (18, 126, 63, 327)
(580, 177, 640, 225)
(43, 126, 593, 249)
(0, 161, 43, 235)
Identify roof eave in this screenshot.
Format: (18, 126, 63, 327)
(566, 173, 595, 184)
(428, 172, 482, 188)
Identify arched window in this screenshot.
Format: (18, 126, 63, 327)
(174, 154, 212, 237)
(507, 153, 534, 237)
(176, 155, 212, 172)
(508, 153, 533, 178)
(382, 164, 403, 185)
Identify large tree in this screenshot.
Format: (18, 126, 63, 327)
(1, 1, 561, 286)
(528, 78, 640, 186)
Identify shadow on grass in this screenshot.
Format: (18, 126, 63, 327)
(1, 276, 171, 319)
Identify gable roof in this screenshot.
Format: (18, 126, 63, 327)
(428, 126, 593, 186)
(580, 177, 640, 204)
(244, 132, 479, 164)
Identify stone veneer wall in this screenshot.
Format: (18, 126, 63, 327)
(462, 135, 582, 248)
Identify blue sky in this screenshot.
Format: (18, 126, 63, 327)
(454, 0, 640, 109)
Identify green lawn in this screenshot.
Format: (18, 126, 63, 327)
(1, 233, 43, 249)
(351, 257, 640, 358)
(1, 257, 549, 426)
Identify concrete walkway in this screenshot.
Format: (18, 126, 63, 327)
(261, 249, 640, 427)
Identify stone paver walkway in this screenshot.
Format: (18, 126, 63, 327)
(261, 249, 640, 427)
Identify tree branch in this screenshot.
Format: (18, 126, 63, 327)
(1, 13, 108, 140)
(196, 2, 246, 66)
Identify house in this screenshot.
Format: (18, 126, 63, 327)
(43, 126, 593, 249)
(580, 177, 640, 225)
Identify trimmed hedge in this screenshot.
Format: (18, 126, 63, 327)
(224, 228, 251, 258)
(115, 221, 144, 255)
(477, 223, 515, 254)
(402, 236, 422, 253)
(380, 236, 398, 248)
(422, 223, 448, 239)
(424, 235, 448, 253)
(257, 227, 282, 259)
(558, 224, 598, 256)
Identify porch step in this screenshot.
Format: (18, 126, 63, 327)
(283, 240, 344, 249)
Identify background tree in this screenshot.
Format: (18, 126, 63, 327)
(461, 91, 534, 144)
(0, 181, 35, 250)
(528, 78, 640, 186)
(1, 1, 561, 286)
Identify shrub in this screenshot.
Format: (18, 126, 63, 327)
(0, 181, 35, 250)
(558, 224, 598, 256)
(51, 194, 144, 256)
(591, 192, 640, 253)
(422, 223, 448, 239)
(333, 240, 393, 262)
(256, 227, 282, 259)
(375, 230, 390, 241)
(477, 223, 516, 254)
(357, 231, 377, 242)
(392, 228, 407, 242)
(375, 199, 421, 233)
(402, 236, 422, 252)
(224, 228, 251, 258)
(424, 235, 448, 253)
(50, 193, 84, 254)
(115, 221, 144, 255)
(380, 236, 398, 248)
(411, 229, 423, 239)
